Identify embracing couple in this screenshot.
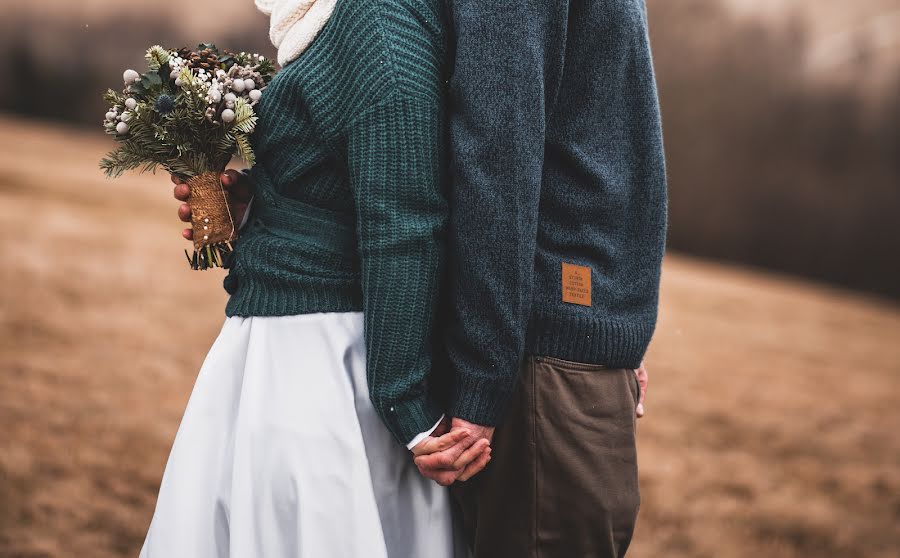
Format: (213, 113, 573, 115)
(140, 0, 666, 557)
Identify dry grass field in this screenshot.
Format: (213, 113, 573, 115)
(1, 115, 899, 558)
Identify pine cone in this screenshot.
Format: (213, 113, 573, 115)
(189, 48, 219, 72)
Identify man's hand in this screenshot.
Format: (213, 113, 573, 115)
(635, 362, 649, 418)
(172, 169, 253, 240)
(414, 417, 494, 484)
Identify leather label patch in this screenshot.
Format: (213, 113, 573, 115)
(561, 263, 592, 306)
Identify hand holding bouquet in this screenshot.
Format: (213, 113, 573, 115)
(100, 44, 276, 269)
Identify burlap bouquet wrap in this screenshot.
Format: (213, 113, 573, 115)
(184, 171, 237, 270)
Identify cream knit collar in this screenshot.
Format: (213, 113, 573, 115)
(255, 0, 338, 67)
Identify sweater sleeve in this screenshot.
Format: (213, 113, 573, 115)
(445, 0, 554, 425)
(346, 91, 447, 445)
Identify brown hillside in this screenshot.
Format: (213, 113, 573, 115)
(1, 117, 899, 557)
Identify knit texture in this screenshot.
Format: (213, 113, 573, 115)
(225, 0, 448, 445)
(443, 0, 668, 426)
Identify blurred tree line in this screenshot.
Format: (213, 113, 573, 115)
(649, 0, 899, 298)
(1, 1, 897, 297)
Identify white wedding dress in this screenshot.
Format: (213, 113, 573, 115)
(139, 312, 466, 558)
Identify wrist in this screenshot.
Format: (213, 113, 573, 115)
(405, 414, 446, 450)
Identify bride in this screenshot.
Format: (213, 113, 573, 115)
(139, 0, 488, 556)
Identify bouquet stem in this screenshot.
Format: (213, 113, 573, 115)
(184, 171, 237, 270)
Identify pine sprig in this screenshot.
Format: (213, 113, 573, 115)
(232, 98, 256, 134)
(234, 134, 254, 167)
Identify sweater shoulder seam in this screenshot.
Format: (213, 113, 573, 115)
(344, 0, 440, 123)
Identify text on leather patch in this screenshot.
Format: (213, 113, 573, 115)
(562, 262, 591, 306)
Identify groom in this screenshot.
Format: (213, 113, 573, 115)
(412, 1, 667, 557)
(172, 0, 665, 555)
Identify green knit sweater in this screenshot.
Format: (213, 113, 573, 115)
(223, 0, 447, 445)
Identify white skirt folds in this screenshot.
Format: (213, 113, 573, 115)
(140, 313, 465, 558)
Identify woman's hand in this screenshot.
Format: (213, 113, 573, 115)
(172, 170, 253, 240)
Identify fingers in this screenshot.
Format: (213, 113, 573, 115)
(221, 169, 239, 189)
(635, 363, 649, 418)
(416, 442, 492, 485)
(410, 428, 469, 457)
(172, 175, 193, 242)
(173, 183, 190, 202)
(459, 446, 492, 482)
(413, 434, 477, 466)
(452, 438, 490, 470)
(413, 435, 480, 470)
(421, 468, 459, 487)
(178, 203, 192, 223)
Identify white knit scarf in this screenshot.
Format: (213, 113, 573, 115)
(255, 0, 339, 66)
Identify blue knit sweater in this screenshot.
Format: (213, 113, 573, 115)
(442, 0, 668, 425)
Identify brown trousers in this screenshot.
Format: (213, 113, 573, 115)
(451, 356, 641, 558)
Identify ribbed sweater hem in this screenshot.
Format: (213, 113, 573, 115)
(452, 308, 656, 426)
(224, 277, 363, 317)
(525, 309, 655, 370)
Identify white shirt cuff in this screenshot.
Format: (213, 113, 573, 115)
(406, 415, 445, 450)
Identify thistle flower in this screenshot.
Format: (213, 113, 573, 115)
(154, 94, 175, 115)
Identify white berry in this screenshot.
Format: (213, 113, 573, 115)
(116, 121, 129, 134)
(105, 111, 117, 121)
(244, 78, 256, 91)
(221, 109, 236, 123)
(123, 69, 140, 84)
(208, 89, 221, 103)
(231, 79, 245, 93)
(224, 93, 236, 103)
(249, 89, 262, 102)
(174, 77, 183, 87)
(125, 98, 137, 110)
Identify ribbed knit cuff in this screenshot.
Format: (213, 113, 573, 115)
(382, 393, 445, 447)
(450, 369, 518, 427)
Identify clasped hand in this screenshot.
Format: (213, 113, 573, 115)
(410, 418, 495, 486)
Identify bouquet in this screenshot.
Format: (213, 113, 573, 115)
(100, 44, 276, 270)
